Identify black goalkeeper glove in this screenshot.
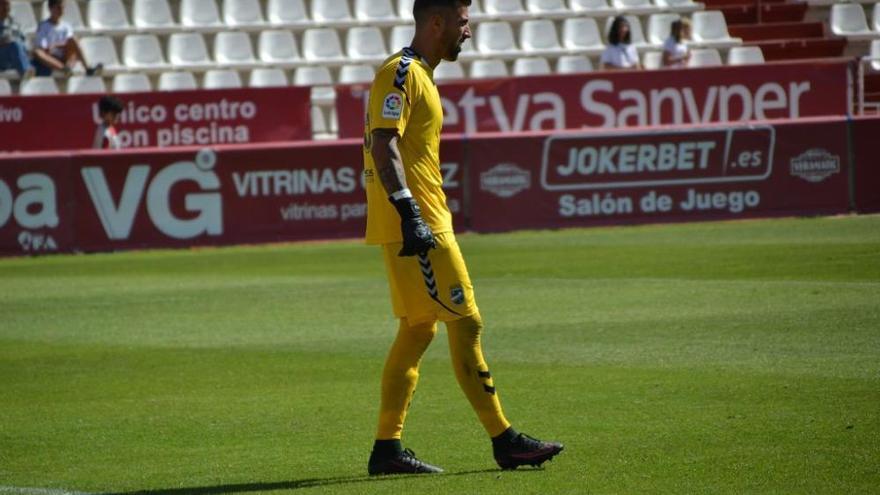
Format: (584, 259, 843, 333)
(390, 195, 436, 257)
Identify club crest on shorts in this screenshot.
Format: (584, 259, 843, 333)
(450, 285, 465, 305)
(382, 92, 403, 120)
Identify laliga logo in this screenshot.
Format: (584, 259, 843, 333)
(81, 148, 223, 240)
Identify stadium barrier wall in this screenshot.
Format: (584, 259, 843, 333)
(0, 86, 312, 152)
(337, 58, 854, 138)
(0, 116, 877, 256)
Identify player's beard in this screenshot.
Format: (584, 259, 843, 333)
(445, 39, 463, 61)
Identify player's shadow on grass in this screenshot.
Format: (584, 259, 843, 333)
(101, 468, 546, 495)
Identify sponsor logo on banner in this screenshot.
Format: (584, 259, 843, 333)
(81, 148, 224, 241)
(790, 149, 840, 183)
(480, 163, 532, 198)
(0, 172, 60, 252)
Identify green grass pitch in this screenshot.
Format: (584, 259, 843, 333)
(1, 215, 879, 494)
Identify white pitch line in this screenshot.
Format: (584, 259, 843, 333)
(0, 486, 94, 495)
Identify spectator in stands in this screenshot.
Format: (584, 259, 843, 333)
(33, 0, 101, 77)
(662, 19, 691, 68)
(0, 0, 33, 77)
(600, 16, 641, 70)
(93, 95, 123, 150)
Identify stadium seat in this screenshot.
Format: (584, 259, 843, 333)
(67, 75, 106, 94)
(610, 0, 660, 15)
(312, 0, 353, 23)
(484, 0, 526, 15)
(604, 15, 649, 49)
(168, 33, 213, 68)
(647, 13, 680, 46)
(562, 18, 605, 55)
(397, 0, 415, 20)
(249, 68, 288, 87)
(870, 39, 880, 71)
(654, 0, 699, 9)
(389, 25, 415, 51)
(214, 31, 258, 66)
(132, 0, 176, 30)
(328, 109, 338, 134)
(338, 64, 375, 83)
(556, 54, 593, 73)
(302, 28, 346, 63)
(266, 0, 310, 27)
(830, 3, 878, 40)
(10, 1, 37, 34)
(123, 34, 167, 69)
(80, 36, 123, 71)
(642, 50, 662, 69)
(459, 36, 477, 57)
(158, 71, 198, 91)
(687, 48, 722, 67)
(470, 0, 484, 16)
(180, 0, 223, 28)
(223, 0, 265, 27)
(526, 0, 567, 13)
(355, 0, 398, 23)
(873, 3, 879, 32)
(20, 77, 59, 96)
(293, 66, 335, 104)
(512, 56, 551, 75)
(520, 19, 565, 56)
(346, 26, 389, 62)
(41, 0, 84, 30)
(87, 0, 130, 32)
(470, 59, 508, 78)
(727, 45, 764, 65)
(258, 30, 300, 65)
(113, 73, 152, 92)
(476, 21, 519, 55)
(311, 106, 329, 137)
(691, 11, 741, 48)
(203, 69, 243, 88)
(0, 78, 12, 96)
(434, 61, 465, 80)
(568, 0, 614, 16)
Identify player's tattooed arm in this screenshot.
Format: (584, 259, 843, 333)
(371, 128, 408, 195)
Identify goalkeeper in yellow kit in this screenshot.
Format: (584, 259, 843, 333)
(363, 0, 563, 475)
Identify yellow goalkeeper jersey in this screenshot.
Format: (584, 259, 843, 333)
(363, 47, 452, 245)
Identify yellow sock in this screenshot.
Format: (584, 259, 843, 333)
(376, 318, 437, 440)
(446, 313, 511, 437)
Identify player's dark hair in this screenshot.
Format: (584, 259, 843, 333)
(47, 0, 63, 8)
(413, 0, 471, 23)
(608, 16, 631, 46)
(98, 95, 124, 115)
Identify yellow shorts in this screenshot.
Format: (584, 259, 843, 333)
(382, 232, 479, 325)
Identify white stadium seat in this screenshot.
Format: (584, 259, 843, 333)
(610, 0, 659, 14)
(647, 13, 680, 46)
(312, 0, 353, 23)
(870, 39, 880, 71)
(42, 0, 85, 30)
(258, 30, 300, 64)
(470, 59, 508, 78)
(88, 0, 130, 32)
(355, 0, 398, 22)
(654, 0, 699, 8)
(338, 64, 375, 83)
(556, 54, 593, 73)
(346, 27, 388, 62)
(568, 0, 614, 16)
(476, 21, 518, 55)
(214, 31, 257, 66)
(687, 48, 723, 67)
(223, 0, 265, 27)
(311, 106, 329, 137)
(80, 36, 122, 71)
(512, 56, 551, 75)
(10, 1, 37, 34)
(21, 77, 59, 96)
(642, 50, 662, 69)
(113, 73, 152, 92)
(727, 45, 764, 65)
(469, 0, 484, 15)
(0, 79, 12, 96)
(389, 25, 415, 51)
(249, 68, 288, 87)
(526, 0, 567, 13)
(180, 0, 223, 28)
(267, 0, 310, 26)
(434, 61, 465, 80)
(873, 3, 879, 31)
(294, 66, 335, 104)
(158, 71, 198, 91)
(830, 3, 879, 40)
(132, 0, 176, 30)
(397, 0, 415, 21)
(168, 33, 213, 68)
(67, 75, 106, 94)
(563, 18, 605, 54)
(204, 69, 243, 88)
(484, 0, 526, 15)
(520, 19, 564, 55)
(302, 28, 346, 62)
(691, 11, 742, 47)
(123, 34, 166, 69)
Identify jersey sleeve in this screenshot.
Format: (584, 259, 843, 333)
(368, 59, 417, 137)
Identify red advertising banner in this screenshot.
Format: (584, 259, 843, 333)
(851, 115, 880, 212)
(466, 119, 852, 231)
(0, 86, 312, 152)
(336, 59, 852, 139)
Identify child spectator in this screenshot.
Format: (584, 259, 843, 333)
(600, 16, 642, 70)
(93, 95, 123, 150)
(662, 19, 691, 68)
(33, 0, 102, 77)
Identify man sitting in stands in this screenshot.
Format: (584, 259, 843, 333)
(0, 0, 33, 77)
